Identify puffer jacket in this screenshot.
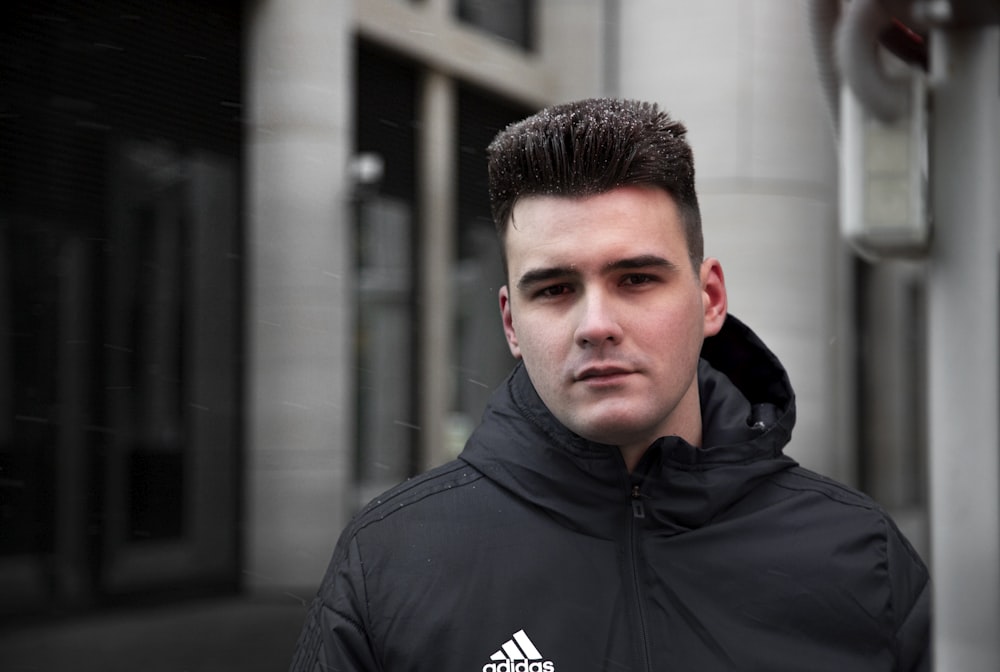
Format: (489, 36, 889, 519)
(290, 315, 930, 672)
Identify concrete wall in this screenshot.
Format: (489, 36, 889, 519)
(245, 0, 354, 594)
(617, 0, 853, 481)
(538, 0, 608, 100)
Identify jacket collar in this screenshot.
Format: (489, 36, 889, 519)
(459, 314, 798, 539)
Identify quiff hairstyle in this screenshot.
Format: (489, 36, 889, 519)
(486, 98, 703, 271)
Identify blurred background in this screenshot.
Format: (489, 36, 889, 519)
(1, 0, 997, 670)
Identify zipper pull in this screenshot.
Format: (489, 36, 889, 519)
(631, 485, 646, 519)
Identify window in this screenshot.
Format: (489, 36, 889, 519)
(448, 86, 533, 448)
(354, 44, 420, 501)
(457, 0, 536, 51)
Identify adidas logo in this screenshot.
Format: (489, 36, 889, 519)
(481, 629, 555, 672)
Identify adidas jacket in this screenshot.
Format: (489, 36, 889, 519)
(290, 315, 930, 672)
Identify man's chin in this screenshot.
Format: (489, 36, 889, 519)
(568, 414, 654, 448)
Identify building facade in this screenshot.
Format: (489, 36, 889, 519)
(0, 0, 928, 621)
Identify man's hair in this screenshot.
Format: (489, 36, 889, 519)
(486, 98, 703, 270)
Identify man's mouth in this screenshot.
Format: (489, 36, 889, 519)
(575, 365, 633, 381)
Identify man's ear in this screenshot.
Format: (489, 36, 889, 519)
(498, 286, 522, 359)
(700, 258, 728, 337)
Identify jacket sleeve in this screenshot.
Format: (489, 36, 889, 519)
(289, 533, 381, 672)
(888, 520, 931, 672)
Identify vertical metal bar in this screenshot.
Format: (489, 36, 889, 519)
(927, 25, 1000, 670)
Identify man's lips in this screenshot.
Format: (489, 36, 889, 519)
(574, 365, 634, 382)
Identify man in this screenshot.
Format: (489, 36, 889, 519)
(290, 98, 930, 671)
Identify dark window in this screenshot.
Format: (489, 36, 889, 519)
(354, 43, 420, 498)
(450, 86, 533, 433)
(457, 0, 536, 51)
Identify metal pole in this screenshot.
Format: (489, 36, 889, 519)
(927, 25, 1000, 670)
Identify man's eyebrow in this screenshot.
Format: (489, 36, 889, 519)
(604, 254, 679, 272)
(516, 265, 577, 291)
(515, 255, 680, 291)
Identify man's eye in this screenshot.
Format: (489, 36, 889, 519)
(622, 273, 654, 286)
(536, 284, 570, 298)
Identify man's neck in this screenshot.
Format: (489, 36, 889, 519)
(619, 395, 704, 472)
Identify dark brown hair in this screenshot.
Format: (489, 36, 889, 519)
(486, 98, 702, 269)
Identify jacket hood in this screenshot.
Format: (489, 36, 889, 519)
(459, 314, 798, 539)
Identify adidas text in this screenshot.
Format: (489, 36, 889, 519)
(482, 662, 554, 672)
(483, 630, 554, 672)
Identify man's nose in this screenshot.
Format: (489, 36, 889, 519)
(574, 290, 624, 347)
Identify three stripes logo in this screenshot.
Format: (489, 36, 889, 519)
(481, 629, 555, 672)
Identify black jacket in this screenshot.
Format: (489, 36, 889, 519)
(290, 315, 930, 672)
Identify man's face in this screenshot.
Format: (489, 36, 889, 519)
(498, 186, 727, 456)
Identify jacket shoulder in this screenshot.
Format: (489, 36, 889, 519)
(768, 467, 929, 595)
(348, 459, 487, 534)
(772, 466, 885, 510)
(769, 467, 923, 548)
(769, 466, 930, 666)
(312, 459, 490, 610)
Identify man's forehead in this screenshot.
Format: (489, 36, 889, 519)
(508, 186, 679, 230)
(507, 189, 681, 243)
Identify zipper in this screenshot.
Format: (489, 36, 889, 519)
(627, 482, 652, 671)
(631, 484, 646, 518)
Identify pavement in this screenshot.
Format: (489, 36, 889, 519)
(0, 594, 310, 672)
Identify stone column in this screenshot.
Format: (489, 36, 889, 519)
(245, 0, 354, 594)
(927, 26, 1000, 670)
